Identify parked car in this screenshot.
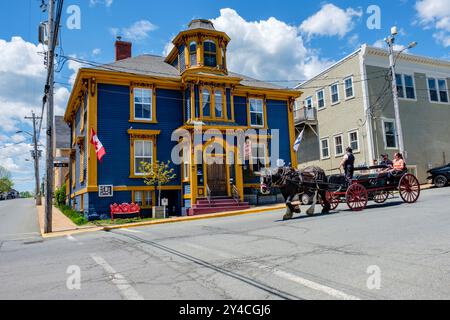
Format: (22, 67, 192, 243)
(427, 163, 450, 188)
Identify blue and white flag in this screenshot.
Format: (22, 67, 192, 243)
(293, 129, 305, 152)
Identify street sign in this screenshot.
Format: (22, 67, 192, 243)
(161, 198, 169, 206)
(53, 163, 69, 168)
(99, 185, 114, 197)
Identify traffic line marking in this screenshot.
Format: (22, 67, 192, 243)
(183, 242, 360, 300)
(90, 254, 144, 300)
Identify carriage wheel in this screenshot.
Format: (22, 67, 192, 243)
(373, 190, 389, 204)
(399, 174, 420, 203)
(346, 184, 368, 211)
(321, 191, 339, 210)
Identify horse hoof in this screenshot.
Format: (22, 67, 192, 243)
(322, 210, 330, 214)
(283, 214, 293, 220)
(306, 209, 315, 216)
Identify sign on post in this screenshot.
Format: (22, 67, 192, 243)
(161, 198, 169, 218)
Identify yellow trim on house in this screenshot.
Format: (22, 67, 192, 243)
(80, 194, 84, 212)
(129, 85, 158, 124)
(79, 145, 85, 183)
(287, 98, 299, 168)
(87, 78, 98, 189)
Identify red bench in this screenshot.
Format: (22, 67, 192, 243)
(110, 203, 141, 221)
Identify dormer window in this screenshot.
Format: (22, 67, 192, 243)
(189, 41, 197, 66)
(204, 40, 217, 67)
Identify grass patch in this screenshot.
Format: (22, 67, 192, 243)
(58, 205, 89, 226)
(94, 216, 158, 226)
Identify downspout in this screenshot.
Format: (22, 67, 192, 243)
(68, 122, 72, 207)
(359, 45, 375, 163)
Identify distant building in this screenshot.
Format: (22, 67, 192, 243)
(295, 44, 450, 183)
(53, 115, 70, 190)
(7, 189, 20, 199)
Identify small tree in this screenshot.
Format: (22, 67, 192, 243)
(0, 166, 13, 193)
(140, 160, 176, 206)
(55, 183, 67, 207)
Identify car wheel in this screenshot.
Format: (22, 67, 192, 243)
(434, 175, 448, 188)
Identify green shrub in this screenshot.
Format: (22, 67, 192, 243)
(55, 184, 67, 207)
(58, 205, 88, 226)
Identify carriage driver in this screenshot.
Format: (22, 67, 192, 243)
(340, 147, 355, 184)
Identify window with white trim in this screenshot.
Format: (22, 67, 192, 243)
(145, 191, 152, 207)
(134, 191, 143, 206)
(428, 77, 449, 103)
(249, 98, 264, 127)
(396, 74, 415, 100)
(304, 96, 313, 109)
(348, 131, 359, 152)
(330, 83, 339, 104)
(134, 140, 153, 175)
(334, 135, 344, 156)
(344, 77, 354, 99)
(382, 120, 397, 149)
(134, 88, 152, 120)
(316, 89, 325, 109)
(320, 138, 330, 159)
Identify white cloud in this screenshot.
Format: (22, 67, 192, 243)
(415, 0, 450, 47)
(89, 0, 113, 7)
(111, 20, 158, 41)
(373, 39, 408, 52)
(92, 48, 102, 56)
(300, 4, 362, 39)
(0, 37, 70, 190)
(210, 8, 333, 82)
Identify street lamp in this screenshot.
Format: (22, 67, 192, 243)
(385, 27, 418, 159)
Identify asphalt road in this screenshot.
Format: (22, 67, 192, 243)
(0, 188, 449, 300)
(0, 198, 41, 242)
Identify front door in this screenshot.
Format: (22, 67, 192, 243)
(207, 162, 227, 196)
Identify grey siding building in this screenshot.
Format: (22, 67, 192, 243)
(295, 45, 450, 183)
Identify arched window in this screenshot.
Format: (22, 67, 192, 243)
(202, 89, 211, 117)
(189, 41, 197, 66)
(214, 90, 223, 118)
(204, 40, 217, 67)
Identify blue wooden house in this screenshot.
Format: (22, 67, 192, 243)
(64, 19, 300, 220)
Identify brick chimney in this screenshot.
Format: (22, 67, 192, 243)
(115, 36, 132, 61)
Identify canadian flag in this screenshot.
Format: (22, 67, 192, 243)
(90, 128, 106, 162)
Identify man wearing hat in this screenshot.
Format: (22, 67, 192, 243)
(340, 147, 355, 184)
(380, 154, 393, 171)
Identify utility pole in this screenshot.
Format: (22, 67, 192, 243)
(25, 112, 43, 206)
(385, 27, 417, 159)
(45, 0, 56, 233)
(386, 27, 405, 158)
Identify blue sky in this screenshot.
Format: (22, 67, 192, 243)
(0, 0, 449, 191)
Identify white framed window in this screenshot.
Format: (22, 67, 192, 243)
(344, 76, 354, 99)
(134, 140, 153, 175)
(330, 83, 340, 105)
(427, 77, 449, 104)
(320, 138, 330, 159)
(249, 98, 264, 127)
(316, 89, 325, 109)
(251, 143, 267, 171)
(334, 134, 344, 157)
(382, 119, 397, 149)
(348, 130, 359, 153)
(134, 88, 152, 120)
(304, 96, 313, 109)
(396, 74, 416, 100)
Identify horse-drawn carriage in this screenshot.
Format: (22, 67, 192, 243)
(259, 165, 421, 220)
(321, 166, 421, 211)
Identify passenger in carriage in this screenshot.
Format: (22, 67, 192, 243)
(340, 147, 355, 184)
(380, 154, 393, 170)
(386, 153, 407, 182)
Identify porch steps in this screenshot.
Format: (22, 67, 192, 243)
(188, 197, 251, 216)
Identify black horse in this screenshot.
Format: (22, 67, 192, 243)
(259, 166, 331, 220)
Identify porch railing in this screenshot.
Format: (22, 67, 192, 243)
(206, 184, 211, 204)
(232, 184, 240, 203)
(294, 107, 317, 124)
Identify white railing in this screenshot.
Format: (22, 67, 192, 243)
(294, 107, 317, 124)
